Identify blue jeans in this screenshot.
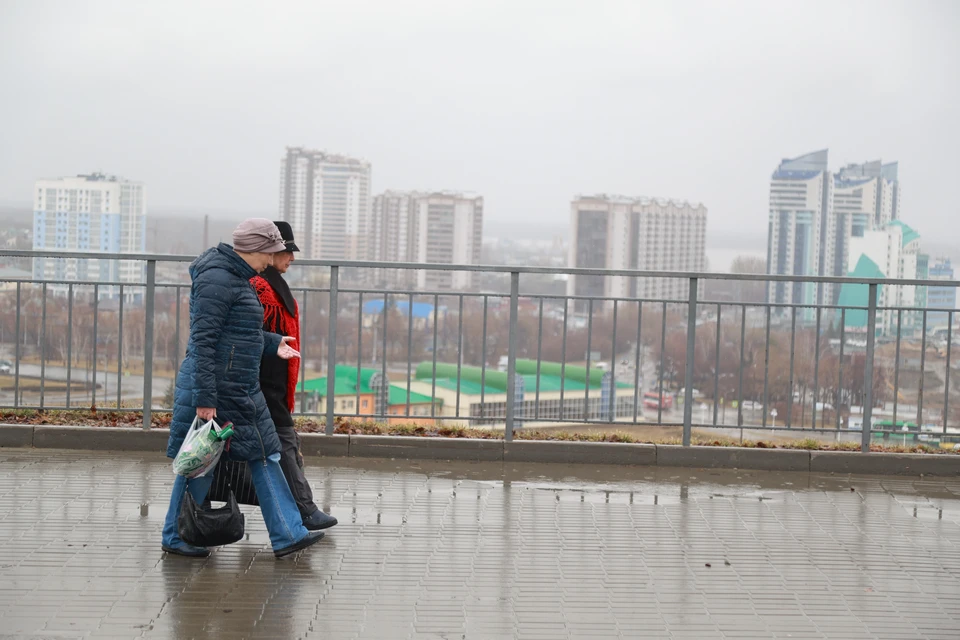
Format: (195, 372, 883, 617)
(162, 453, 309, 551)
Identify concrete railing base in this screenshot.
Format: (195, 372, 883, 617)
(657, 445, 811, 472)
(504, 440, 656, 465)
(2, 425, 959, 477)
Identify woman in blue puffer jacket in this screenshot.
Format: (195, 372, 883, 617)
(161, 218, 325, 558)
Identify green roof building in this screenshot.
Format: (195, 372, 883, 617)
(408, 360, 636, 427)
(301, 366, 441, 419)
(302, 361, 640, 428)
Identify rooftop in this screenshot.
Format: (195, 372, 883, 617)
(771, 149, 829, 181)
(834, 175, 876, 189)
(285, 146, 370, 167)
(414, 360, 631, 395)
(781, 148, 829, 167)
(37, 172, 137, 184)
(837, 159, 883, 179)
(302, 366, 440, 405)
(888, 219, 921, 247)
(574, 194, 705, 210)
(376, 190, 480, 200)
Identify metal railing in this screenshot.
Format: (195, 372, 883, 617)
(2, 249, 959, 454)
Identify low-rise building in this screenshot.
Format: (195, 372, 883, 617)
(301, 361, 641, 428)
(409, 360, 637, 427)
(300, 366, 441, 424)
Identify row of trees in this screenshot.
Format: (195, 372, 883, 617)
(0, 286, 926, 426)
(650, 314, 889, 426)
(0, 286, 187, 375)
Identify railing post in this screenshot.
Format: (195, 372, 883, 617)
(142, 260, 156, 430)
(325, 266, 339, 436)
(682, 277, 698, 447)
(300, 291, 308, 415)
(13, 283, 21, 409)
(505, 272, 520, 442)
(92, 285, 99, 408)
(40, 283, 47, 409)
(861, 283, 878, 453)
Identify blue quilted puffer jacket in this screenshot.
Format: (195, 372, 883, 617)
(166, 243, 283, 462)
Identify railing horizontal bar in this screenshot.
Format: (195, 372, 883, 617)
(3, 249, 951, 286)
(337, 287, 509, 299)
(1, 279, 147, 287)
(8, 276, 952, 314)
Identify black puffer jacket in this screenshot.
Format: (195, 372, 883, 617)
(166, 243, 282, 461)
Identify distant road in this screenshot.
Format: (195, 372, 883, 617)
(0, 363, 171, 407)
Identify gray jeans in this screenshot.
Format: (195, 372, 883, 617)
(274, 423, 319, 518)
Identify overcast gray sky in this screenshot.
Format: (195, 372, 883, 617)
(1, 0, 958, 249)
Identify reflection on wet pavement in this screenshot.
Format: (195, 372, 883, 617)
(1, 448, 960, 639)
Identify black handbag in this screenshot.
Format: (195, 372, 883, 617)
(209, 459, 259, 506)
(178, 487, 245, 547)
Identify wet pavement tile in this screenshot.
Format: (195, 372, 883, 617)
(1, 448, 960, 638)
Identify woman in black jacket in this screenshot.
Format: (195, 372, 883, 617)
(161, 219, 325, 558)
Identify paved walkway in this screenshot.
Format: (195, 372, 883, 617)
(1, 448, 960, 639)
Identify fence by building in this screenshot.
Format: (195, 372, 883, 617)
(1, 249, 958, 454)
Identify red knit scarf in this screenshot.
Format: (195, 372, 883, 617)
(251, 275, 300, 412)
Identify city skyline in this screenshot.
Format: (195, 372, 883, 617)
(0, 2, 957, 247)
(7, 141, 956, 277)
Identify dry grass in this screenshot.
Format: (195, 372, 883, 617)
(0, 410, 953, 455)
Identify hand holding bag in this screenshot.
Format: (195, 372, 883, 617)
(178, 488, 245, 547)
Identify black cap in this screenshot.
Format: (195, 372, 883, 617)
(272, 220, 299, 252)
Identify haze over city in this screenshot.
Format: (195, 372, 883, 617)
(5, 7, 960, 635)
(1, 0, 959, 270)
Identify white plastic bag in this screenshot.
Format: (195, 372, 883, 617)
(172, 416, 227, 478)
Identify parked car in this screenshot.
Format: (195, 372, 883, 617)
(0, 360, 11, 375)
(740, 400, 762, 411)
(643, 391, 673, 410)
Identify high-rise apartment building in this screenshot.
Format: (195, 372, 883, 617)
(278, 147, 372, 260)
(370, 191, 483, 290)
(831, 160, 901, 292)
(370, 190, 419, 286)
(567, 195, 707, 306)
(32, 173, 146, 297)
(766, 150, 832, 307)
(767, 150, 901, 308)
(415, 193, 483, 291)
